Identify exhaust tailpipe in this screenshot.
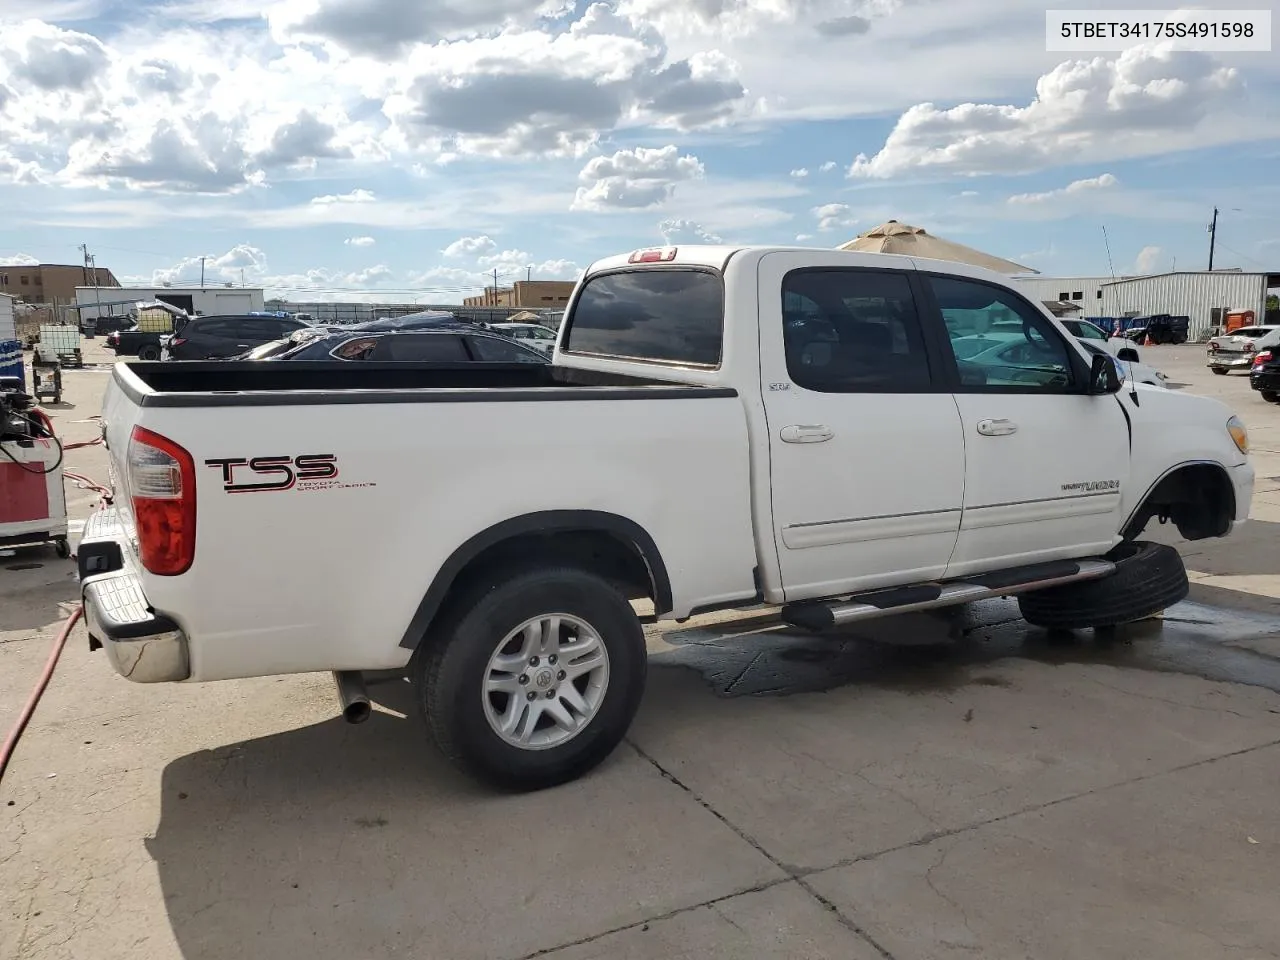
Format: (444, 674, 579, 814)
(333, 671, 372, 724)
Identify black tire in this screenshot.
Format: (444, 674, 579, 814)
(414, 565, 647, 791)
(1212, 367, 1227, 375)
(137, 344, 161, 361)
(1018, 541, 1188, 630)
(54, 538, 71, 559)
(1262, 391, 1280, 404)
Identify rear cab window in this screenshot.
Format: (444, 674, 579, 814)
(562, 269, 723, 367)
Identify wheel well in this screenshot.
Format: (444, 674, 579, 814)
(398, 512, 670, 650)
(1122, 464, 1235, 542)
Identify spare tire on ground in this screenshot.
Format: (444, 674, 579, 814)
(1018, 540, 1188, 630)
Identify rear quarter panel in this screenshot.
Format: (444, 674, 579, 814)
(134, 393, 757, 681)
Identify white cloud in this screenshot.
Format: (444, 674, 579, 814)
(151, 243, 269, 285)
(344, 235, 376, 246)
(658, 218, 723, 244)
(818, 161, 836, 172)
(790, 167, 809, 178)
(571, 144, 705, 211)
(0, 253, 40, 266)
(1008, 173, 1119, 205)
(310, 188, 377, 204)
(1131, 245, 1164, 274)
(849, 46, 1245, 179)
(795, 233, 814, 241)
(443, 235, 497, 258)
(813, 202, 856, 231)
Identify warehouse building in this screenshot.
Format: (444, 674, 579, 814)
(1100, 271, 1278, 340)
(1011, 275, 1137, 310)
(74, 284, 265, 322)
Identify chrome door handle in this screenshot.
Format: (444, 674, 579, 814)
(977, 418, 1017, 436)
(780, 424, 833, 443)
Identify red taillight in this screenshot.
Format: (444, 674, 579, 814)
(1255, 351, 1272, 366)
(169, 337, 187, 347)
(127, 426, 196, 575)
(628, 247, 678, 263)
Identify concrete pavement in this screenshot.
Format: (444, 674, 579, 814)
(3, 341, 1280, 960)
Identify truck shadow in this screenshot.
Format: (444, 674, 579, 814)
(142, 600, 1280, 960)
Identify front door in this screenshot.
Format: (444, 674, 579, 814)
(758, 253, 966, 601)
(922, 272, 1132, 576)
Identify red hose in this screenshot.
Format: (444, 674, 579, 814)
(0, 606, 84, 785)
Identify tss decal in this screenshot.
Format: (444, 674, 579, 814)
(204, 454, 359, 493)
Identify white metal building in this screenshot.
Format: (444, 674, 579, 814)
(1100, 272, 1278, 340)
(74, 285, 265, 321)
(0, 292, 15, 342)
(1011, 275, 1139, 312)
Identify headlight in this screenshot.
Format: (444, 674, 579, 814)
(1227, 415, 1249, 455)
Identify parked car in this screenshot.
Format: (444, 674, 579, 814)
(488, 322, 559, 356)
(1120, 315, 1190, 345)
(78, 245, 1254, 791)
(1249, 348, 1280, 402)
(348, 311, 459, 332)
(1206, 325, 1280, 375)
(163, 314, 315, 361)
(1077, 341, 1167, 388)
(235, 326, 549, 363)
(1060, 319, 1141, 360)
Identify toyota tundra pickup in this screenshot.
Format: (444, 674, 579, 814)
(78, 245, 1255, 790)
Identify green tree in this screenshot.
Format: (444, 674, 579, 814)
(1268, 294, 1279, 312)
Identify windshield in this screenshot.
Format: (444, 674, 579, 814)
(1234, 328, 1272, 338)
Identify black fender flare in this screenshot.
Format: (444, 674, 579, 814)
(398, 510, 672, 650)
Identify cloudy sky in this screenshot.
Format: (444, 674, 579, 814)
(0, 0, 1277, 303)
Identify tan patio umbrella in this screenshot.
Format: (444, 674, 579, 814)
(838, 220, 1039, 275)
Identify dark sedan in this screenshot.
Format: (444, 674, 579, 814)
(1249, 348, 1280, 402)
(235, 325, 549, 364)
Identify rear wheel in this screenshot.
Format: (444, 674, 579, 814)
(1212, 367, 1228, 375)
(414, 565, 647, 790)
(1018, 541, 1188, 631)
(137, 344, 161, 361)
(1262, 391, 1280, 403)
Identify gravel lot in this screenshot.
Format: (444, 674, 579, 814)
(3, 340, 1280, 960)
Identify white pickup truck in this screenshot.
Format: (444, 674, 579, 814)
(79, 245, 1254, 790)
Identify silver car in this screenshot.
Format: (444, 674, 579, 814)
(1206, 325, 1280, 374)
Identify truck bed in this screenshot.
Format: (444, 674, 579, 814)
(117, 361, 736, 406)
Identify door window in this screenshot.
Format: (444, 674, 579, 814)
(369, 334, 468, 361)
(781, 269, 932, 392)
(466, 336, 547, 362)
(929, 276, 1076, 391)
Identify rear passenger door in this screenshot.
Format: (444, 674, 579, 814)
(758, 253, 966, 600)
(920, 273, 1131, 575)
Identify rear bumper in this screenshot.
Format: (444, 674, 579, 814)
(1207, 353, 1254, 370)
(78, 507, 190, 683)
(1249, 369, 1280, 391)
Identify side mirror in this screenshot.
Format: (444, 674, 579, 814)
(1089, 353, 1121, 394)
(1116, 347, 1139, 363)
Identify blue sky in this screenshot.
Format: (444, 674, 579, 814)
(1, 0, 1277, 303)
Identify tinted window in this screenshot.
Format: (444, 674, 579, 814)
(369, 334, 467, 361)
(192, 318, 233, 337)
(564, 269, 722, 366)
(782, 269, 932, 392)
(466, 336, 546, 363)
(1064, 320, 1105, 340)
(930, 276, 1074, 391)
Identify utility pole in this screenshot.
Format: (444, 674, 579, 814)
(89, 253, 103, 323)
(492, 267, 499, 306)
(199, 256, 207, 287)
(241, 268, 245, 288)
(1208, 207, 1218, 271)
(526, 265, 532, 282)
(79, 243, 91, 285)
